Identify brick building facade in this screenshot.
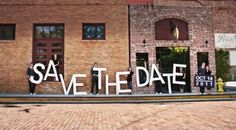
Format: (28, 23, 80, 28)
(0, 0, 235, 94)
(0, 0, 129, 94)
(129, 0, 235, 94)
(129, 5, 216, 93)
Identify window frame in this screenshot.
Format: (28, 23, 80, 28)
(32, 24, 65, 81)
(0, 24, 16, 40)
(82, 23, 106, 40)
(155, 18, 189, 41)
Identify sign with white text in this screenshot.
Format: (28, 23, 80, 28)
(31, 60, 187, 95)
(215, 33, 236, 48)
(194, 75, 215, 88)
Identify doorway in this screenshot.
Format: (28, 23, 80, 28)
(197, 52, 209, 67)
(156, 47, 191, 93)
(136, 53, 148, 84)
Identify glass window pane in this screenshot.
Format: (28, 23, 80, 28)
(52, 49, 62, 53)
(36, 43, 46, 47)
(50, 26, 56, 38)
(42, 26, 50, 38)
(36, 55, 47, 60)
(0, 24, 15, 40)
(52, 43, 63, 47)
(35, 25, 64, 39)
(55, 26, 64, 38)
(36, 49, 47, 54)
(83, 24, 105, 40)
(96, 26, 105, 39)
(35, 26, 43, 38)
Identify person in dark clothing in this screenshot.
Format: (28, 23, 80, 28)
(91, 62, 99, 95)
(205, 65, 212, 94)
(178, 67, 186, 93)
(127, 67, 134, 91)
(197, 62, 206, 94)
(52, 54, 60, 81)
(198, 62, 206, 75)
(27, 62, 36, 94)
(155, 64, 163, 94)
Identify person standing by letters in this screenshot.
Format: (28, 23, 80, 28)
(27, 62, 36, 95)
(197, 62, 206, 94)
(178, 67, 185, 93)
(155, 63, 163, 94)
(205, 65, 212, 95)
(91, 62, 99, 95)
(127, 67, 134, 94)
(52, 54, 60, 81)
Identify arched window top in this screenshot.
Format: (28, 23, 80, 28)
(155, 18, 189, 40)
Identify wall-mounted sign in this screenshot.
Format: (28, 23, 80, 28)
(194, 75, 215, 88)
(215, 33, 236, 48)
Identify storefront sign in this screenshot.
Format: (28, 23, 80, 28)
(215, 33, 236, 48)
(194, 75, 215, 88)
(30, 60, 186, 95)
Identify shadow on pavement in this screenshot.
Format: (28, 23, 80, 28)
(1, 104, 21, 108)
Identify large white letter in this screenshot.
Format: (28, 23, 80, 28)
(93, 68, 107, 90)
(44, 60, 59, 81)
(73, 74, 87, 95)
(136, 66, 149, 87)
(116, 71, 131, 95)
(173, 64, 186, 85)
(149, 64, 165, 86)
(105, 74, 116, 95)
(59, 74, 87, 95)
(31, 63, 45, 84)
(59, 74, 74, 95)
(163, 73, 173, 94)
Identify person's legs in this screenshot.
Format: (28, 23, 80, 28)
(180, 85, 184, 93)
(128, 82, 132, 89)
(207, 87, 211, 94)
(95, 78, 98, 94)
(200, 87, 203, 94)
(29, 82, 34, 94)
(159, 83, 162, 93)
(32, 84, 36, 94)
(28, 80, 32, 94)
(200, 86, 205, 94)
(91, 78, 95, 94)
(155, 82, 158, 93)
(157, 82, 162, 93)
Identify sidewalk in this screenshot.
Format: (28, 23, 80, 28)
(0, 92, 236, 104)
(0, 101, 236, 129)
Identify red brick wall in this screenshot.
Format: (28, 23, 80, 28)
(129, 5, 216, 93)
(213, 7, 236, 33)
(0, 0, 127, 5)
(0, 0, 129, 94)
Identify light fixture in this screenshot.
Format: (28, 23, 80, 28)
(142, 39, 147, 47)
(205, 40, 208, 47)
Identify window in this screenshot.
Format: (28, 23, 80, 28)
(155, 19, 189, 40)
(0, 24, 15, 40)
(33, 24, 64, 81)
(35, 25, 64, 38)
(82, 23, 105, 40)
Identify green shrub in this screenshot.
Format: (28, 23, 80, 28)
(216, 49, 230, 81)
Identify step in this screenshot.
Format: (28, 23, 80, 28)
(1, 92, 236, 103)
